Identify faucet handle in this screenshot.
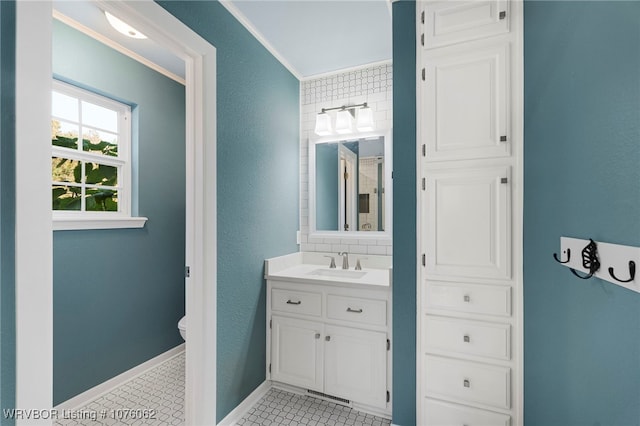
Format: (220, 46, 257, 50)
(355, 257, 367, 271)
(324, 255, 336, 269)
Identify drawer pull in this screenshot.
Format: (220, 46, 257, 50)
(286, 300, 301, 305)
(463, 294, 471, 302)
(346, 307, 363, 313)
(463, 379, 470, 388)
(325, 335, 331, 342)
(315, 333, 321, 339)
(463, 335, 470, 343)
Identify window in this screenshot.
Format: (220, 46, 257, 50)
(51, 80, 146, 230)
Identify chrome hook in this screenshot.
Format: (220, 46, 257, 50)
(608, 261, 636, 283)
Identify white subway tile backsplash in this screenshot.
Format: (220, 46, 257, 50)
(367, 245, 388, 256)
(315, 243, 332, 252)
(348, 245, 368, 254)
(358, 239, 379, 246)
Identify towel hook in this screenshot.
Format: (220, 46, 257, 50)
(569, 239, 600, 280)
(553, 248, 571, 264)
(608, 261, 636, 283)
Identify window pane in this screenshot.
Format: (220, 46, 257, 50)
(85, 162, 118, 186)
(52, 185, 81, 211)
(52, 157, 81, 183)
(82, 128, 118, 157)
(52, 120, 79, 150)
(52, 91, 78, 122)
(82, 101, 118, 132)
(86, 189, 118, 212)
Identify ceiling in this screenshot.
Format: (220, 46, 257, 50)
(53, 0, 392, 82)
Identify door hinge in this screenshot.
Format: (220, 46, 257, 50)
(422, 144, 426, 157)
(185, 266, 190, 278)
(421, 33, 424, 46)
(422, 177, 426, 191)
(421, 10, 425, 24)
(422, 68, 426, 81)
(270, 319, 272, 329)
(387, 339, 391, 351)
(422, 253, 426, 267)
(501, 177, 509, 184)
(386, 391, 390, 403)
(269, 364, 271, 373)
(499, 11, 507, 20)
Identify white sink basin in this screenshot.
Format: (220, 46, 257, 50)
(307, 268, 367, 279)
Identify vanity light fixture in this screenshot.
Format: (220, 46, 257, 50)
(314, 102, 375, 136)
(105, 11, 148, 39)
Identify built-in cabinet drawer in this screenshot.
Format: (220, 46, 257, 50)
(272, 288, 322, 317)
(327, 295, 387, 326)
(424, 316, 510, 361)
(424, 355, 510, 410)
(423, 398, 511, 426)
(425, 281, 511, 317)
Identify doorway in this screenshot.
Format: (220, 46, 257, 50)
(15, 1, 217, 424)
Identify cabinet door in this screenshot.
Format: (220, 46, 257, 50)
(324, 325, 387, 409)
(423, 1, 510, 48)
(271, 316, 323, 391)
(422, 42, 510, 161)
(426, 166, 511, 280)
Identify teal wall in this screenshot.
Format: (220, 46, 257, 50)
(391, 1, 416, 425)
(523, 2, 640, 425)
(52, 20, 186, 404)
(316, 143, 339, 231)
(157, 2, 300, 421)
(0, 1, 16, 422)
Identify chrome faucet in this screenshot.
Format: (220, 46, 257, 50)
(338, 252, 349, 270)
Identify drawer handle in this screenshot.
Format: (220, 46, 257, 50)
(315, 333, 321, 339)
(346, 307, 363, 313)
(463, 379, 470, 388)
(463, 295, 471, 303)
(463, 335, 470, 343)
(286, 300, 301, 305)
(325, 335, 331, 342)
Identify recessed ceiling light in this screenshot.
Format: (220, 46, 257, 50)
(104, 11, 147, 39)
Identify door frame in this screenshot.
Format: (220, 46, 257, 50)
(15, 1, 217, 424)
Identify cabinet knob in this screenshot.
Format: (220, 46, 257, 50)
(315, 333, 321, 339)
(325, 336, 331, 342)
(463, 335, 470, 343)
(463, 379, 470, 388)
(463, 295, 471, 303)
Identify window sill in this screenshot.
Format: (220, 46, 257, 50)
(53, 216, 148, 231)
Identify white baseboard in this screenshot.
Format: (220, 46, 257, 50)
(55, 343, 185, 410)
(218, 381, 272, 425)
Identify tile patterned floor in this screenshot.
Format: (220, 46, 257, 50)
(55, 352, 185, 426)
(55, 352, 389, 426)
(237, 388, 392, 426)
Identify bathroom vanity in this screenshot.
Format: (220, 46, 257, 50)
(264, 252, 392, 418)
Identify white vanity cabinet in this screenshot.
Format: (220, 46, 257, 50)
(264, 253, 392, 417)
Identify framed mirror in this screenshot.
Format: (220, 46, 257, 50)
(309, 131, 392, 239)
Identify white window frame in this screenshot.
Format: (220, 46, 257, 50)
(51, 79, 147, 230)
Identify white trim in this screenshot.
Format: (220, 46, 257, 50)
(217, 381, 272, 426)
(301, 59, 393, 82)
(218, 0, 301, 80)
(15, 3, 54, 422)
(55, 344, 185, 411)
(53, 216, 147, 231)
(52, 10, 186, 86)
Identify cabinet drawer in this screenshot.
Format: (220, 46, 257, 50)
(423, 398, 511, 426)
(424, 316, 510, 361)
(426, 282, 511, 317)
(327, 295, 386, 326)
(272, 289, 322, 317)
(424, 355, 510, 410)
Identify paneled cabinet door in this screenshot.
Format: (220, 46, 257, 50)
(323, 325, 387, 409)
(423, 0, 510, 49)
(426, 166, 511, 281)
(422, 42, 510, 161)
(271, 316, 323, 391)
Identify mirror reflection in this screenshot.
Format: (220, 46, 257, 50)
(315, 136, 386, 232)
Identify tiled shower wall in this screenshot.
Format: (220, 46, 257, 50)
(299, 63, 393, 256)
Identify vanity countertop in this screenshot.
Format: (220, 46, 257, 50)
(265, 252, 392, 288)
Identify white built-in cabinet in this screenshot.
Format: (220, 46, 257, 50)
(267, 280, 392, 417)
(417, 1, 523, 425)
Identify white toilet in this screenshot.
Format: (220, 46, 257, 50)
(178, 316, 186, 341)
